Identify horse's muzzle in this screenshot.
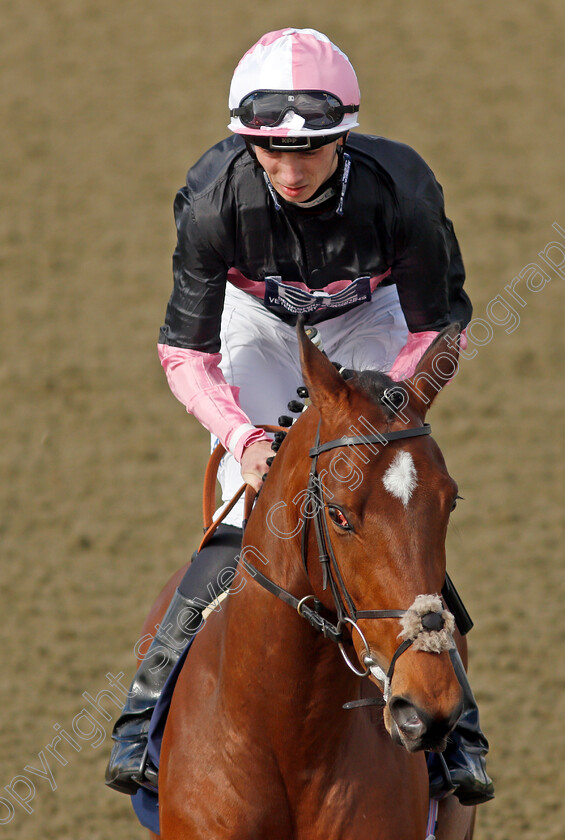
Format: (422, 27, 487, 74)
(388, 695, 462, 753)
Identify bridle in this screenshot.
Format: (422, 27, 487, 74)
(241, 418, 452, 704)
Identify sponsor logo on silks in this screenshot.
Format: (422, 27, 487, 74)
(264, 276, 372, 315)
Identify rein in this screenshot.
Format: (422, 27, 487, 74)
(241, 418, 454, 703)
(199, 425, 284, 553)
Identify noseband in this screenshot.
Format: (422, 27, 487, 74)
(241, 419, 454, 703)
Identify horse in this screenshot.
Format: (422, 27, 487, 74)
(140, 322, 477, 839)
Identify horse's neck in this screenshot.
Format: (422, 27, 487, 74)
(223, 529, 359, 725)
(220, 427, 364, 730)
(219, 557, 389, 808)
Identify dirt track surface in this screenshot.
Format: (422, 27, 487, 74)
(1, 2, 563, 838)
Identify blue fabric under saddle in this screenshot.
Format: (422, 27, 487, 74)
(130, 636, 196, 834)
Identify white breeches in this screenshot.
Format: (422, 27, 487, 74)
(214, 283, 408, 526)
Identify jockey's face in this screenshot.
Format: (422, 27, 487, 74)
(254, 138, 343, 203)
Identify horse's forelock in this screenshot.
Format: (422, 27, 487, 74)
(344, 369, 399, 423)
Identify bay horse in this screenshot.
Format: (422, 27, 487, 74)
(142, 323, 477, 839)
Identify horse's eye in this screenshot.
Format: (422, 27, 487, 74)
(327, 506, 351, 530)
(451, 494, 463, 512)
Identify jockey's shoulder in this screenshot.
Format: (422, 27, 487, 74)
(182, 133, 437, 205)
(185, 136, 253, 198)
(346, 133, 437, 193)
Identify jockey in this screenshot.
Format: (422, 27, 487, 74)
(105, 28, 494, 806)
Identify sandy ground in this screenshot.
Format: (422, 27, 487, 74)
(1, 1, 563, 838)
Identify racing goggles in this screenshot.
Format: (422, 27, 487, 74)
(231, 90, 359, 130)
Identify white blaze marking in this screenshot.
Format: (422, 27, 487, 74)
(382, 451, 417, 507)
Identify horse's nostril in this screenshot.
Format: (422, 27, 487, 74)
(389, 698, 425, 740)
(400, 715, 425, 739)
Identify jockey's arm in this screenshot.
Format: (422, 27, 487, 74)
(158, 344, 272, 486)
(388, 169, 471, 381)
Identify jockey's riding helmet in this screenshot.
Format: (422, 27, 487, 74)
(228, 28, 360, 151)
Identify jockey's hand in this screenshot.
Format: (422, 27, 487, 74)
(240, 439, 275, 493)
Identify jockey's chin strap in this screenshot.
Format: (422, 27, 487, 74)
(241, 419, 434, 703)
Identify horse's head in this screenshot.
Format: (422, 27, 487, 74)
(291, 320, 464, 753)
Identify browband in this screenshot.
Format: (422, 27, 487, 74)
(309, 423, 432, 457)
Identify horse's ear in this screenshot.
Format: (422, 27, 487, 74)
(297, 318, 350, 411)
(403, 323, 462, 418)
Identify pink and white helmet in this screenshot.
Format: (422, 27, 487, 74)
(228, 29, 360, 147)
